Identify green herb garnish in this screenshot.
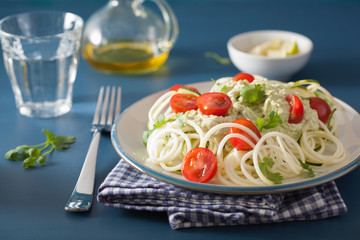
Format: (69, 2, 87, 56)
(142, 131, 153, 146)
(256, 111, 283, 132)
(143, 114, 177, 146)
(153, 114, 168, 128)
(4, 129, 75, 168)
(176, 113, 186, 128)
(259, 156, 283, 184)
(211, 78, 228, 92)
(240, 84, 266, 104)
(300, 162, 316, 177)
(204, 51, 231, 65)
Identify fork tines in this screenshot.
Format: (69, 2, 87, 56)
(92, 86, 122, 130)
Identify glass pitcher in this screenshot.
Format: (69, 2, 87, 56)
(81, 0, 179, 74)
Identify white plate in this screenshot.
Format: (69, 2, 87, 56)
(111, 81, 360, 194)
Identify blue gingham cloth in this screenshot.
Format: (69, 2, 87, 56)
(97, 160, 347, 229)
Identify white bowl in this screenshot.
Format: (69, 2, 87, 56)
(227, 30, 313, 81)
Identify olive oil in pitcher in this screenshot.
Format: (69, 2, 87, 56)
(81, 0, 178, 74)
(82, 41, 171, 74)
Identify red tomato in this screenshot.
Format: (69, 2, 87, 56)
(197, 92, 232, 116)
(169, 84, 199, 93)
(286, 94, 304, 124)
(309, 97, 331, 124)
(229, 119, 262, 151)
(233, 72, 255, 82)
(181, 147, 217, 183)
(170, 93, 198, 113)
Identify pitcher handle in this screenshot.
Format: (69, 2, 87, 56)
(150, 0, 179, 51)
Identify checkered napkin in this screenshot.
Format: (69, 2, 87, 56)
(97, 160, 347, 229)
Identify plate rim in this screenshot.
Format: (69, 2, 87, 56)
(111, 81, 360, 194)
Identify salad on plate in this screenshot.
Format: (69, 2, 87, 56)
(142, 73, 346, 186)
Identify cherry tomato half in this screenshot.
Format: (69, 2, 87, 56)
(170, 93, 198, 113)
(197, 92, 232, 116)
(286, 93, 304, 124)
(229, 119, 262, 151)
(309, 97, 331, 124)
(181, 147, 217, 183)
(233, 72, 255, 82)
(169, 84, 199, 93)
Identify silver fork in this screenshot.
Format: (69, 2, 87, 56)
(65, 86, 121, 212)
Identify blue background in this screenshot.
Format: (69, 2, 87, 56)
(0, 0, 359, 239)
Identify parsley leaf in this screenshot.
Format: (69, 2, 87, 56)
(259, 156, 283, 184)
(263, 156, 275, 167)
(52, 135, 76, 150)
(240, 84, 266, 104)
(142, 130, 154, 146)
(256, 118, 265, 131)
(204, 52, 231, 65)
(143, 114, 175, 146)
(211, 78, 228, 92)
(4, 129, 75, 168)
(256, 111, 283, 131)
(300, 162, 315, 177)
(176, 113, 186, 128)
(153, 114, 167, 128)
(42, 129, 55, 141)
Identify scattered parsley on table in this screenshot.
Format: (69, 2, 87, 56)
(4, 129, 75, 168)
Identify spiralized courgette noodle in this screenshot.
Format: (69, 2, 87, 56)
(144, 75, 347, 186)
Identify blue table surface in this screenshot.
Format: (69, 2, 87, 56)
(0, 0, 359, 239)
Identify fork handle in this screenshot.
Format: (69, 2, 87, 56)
(65, 129, 101, 211)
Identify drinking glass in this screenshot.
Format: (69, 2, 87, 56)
(0, 11, 84, 118)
